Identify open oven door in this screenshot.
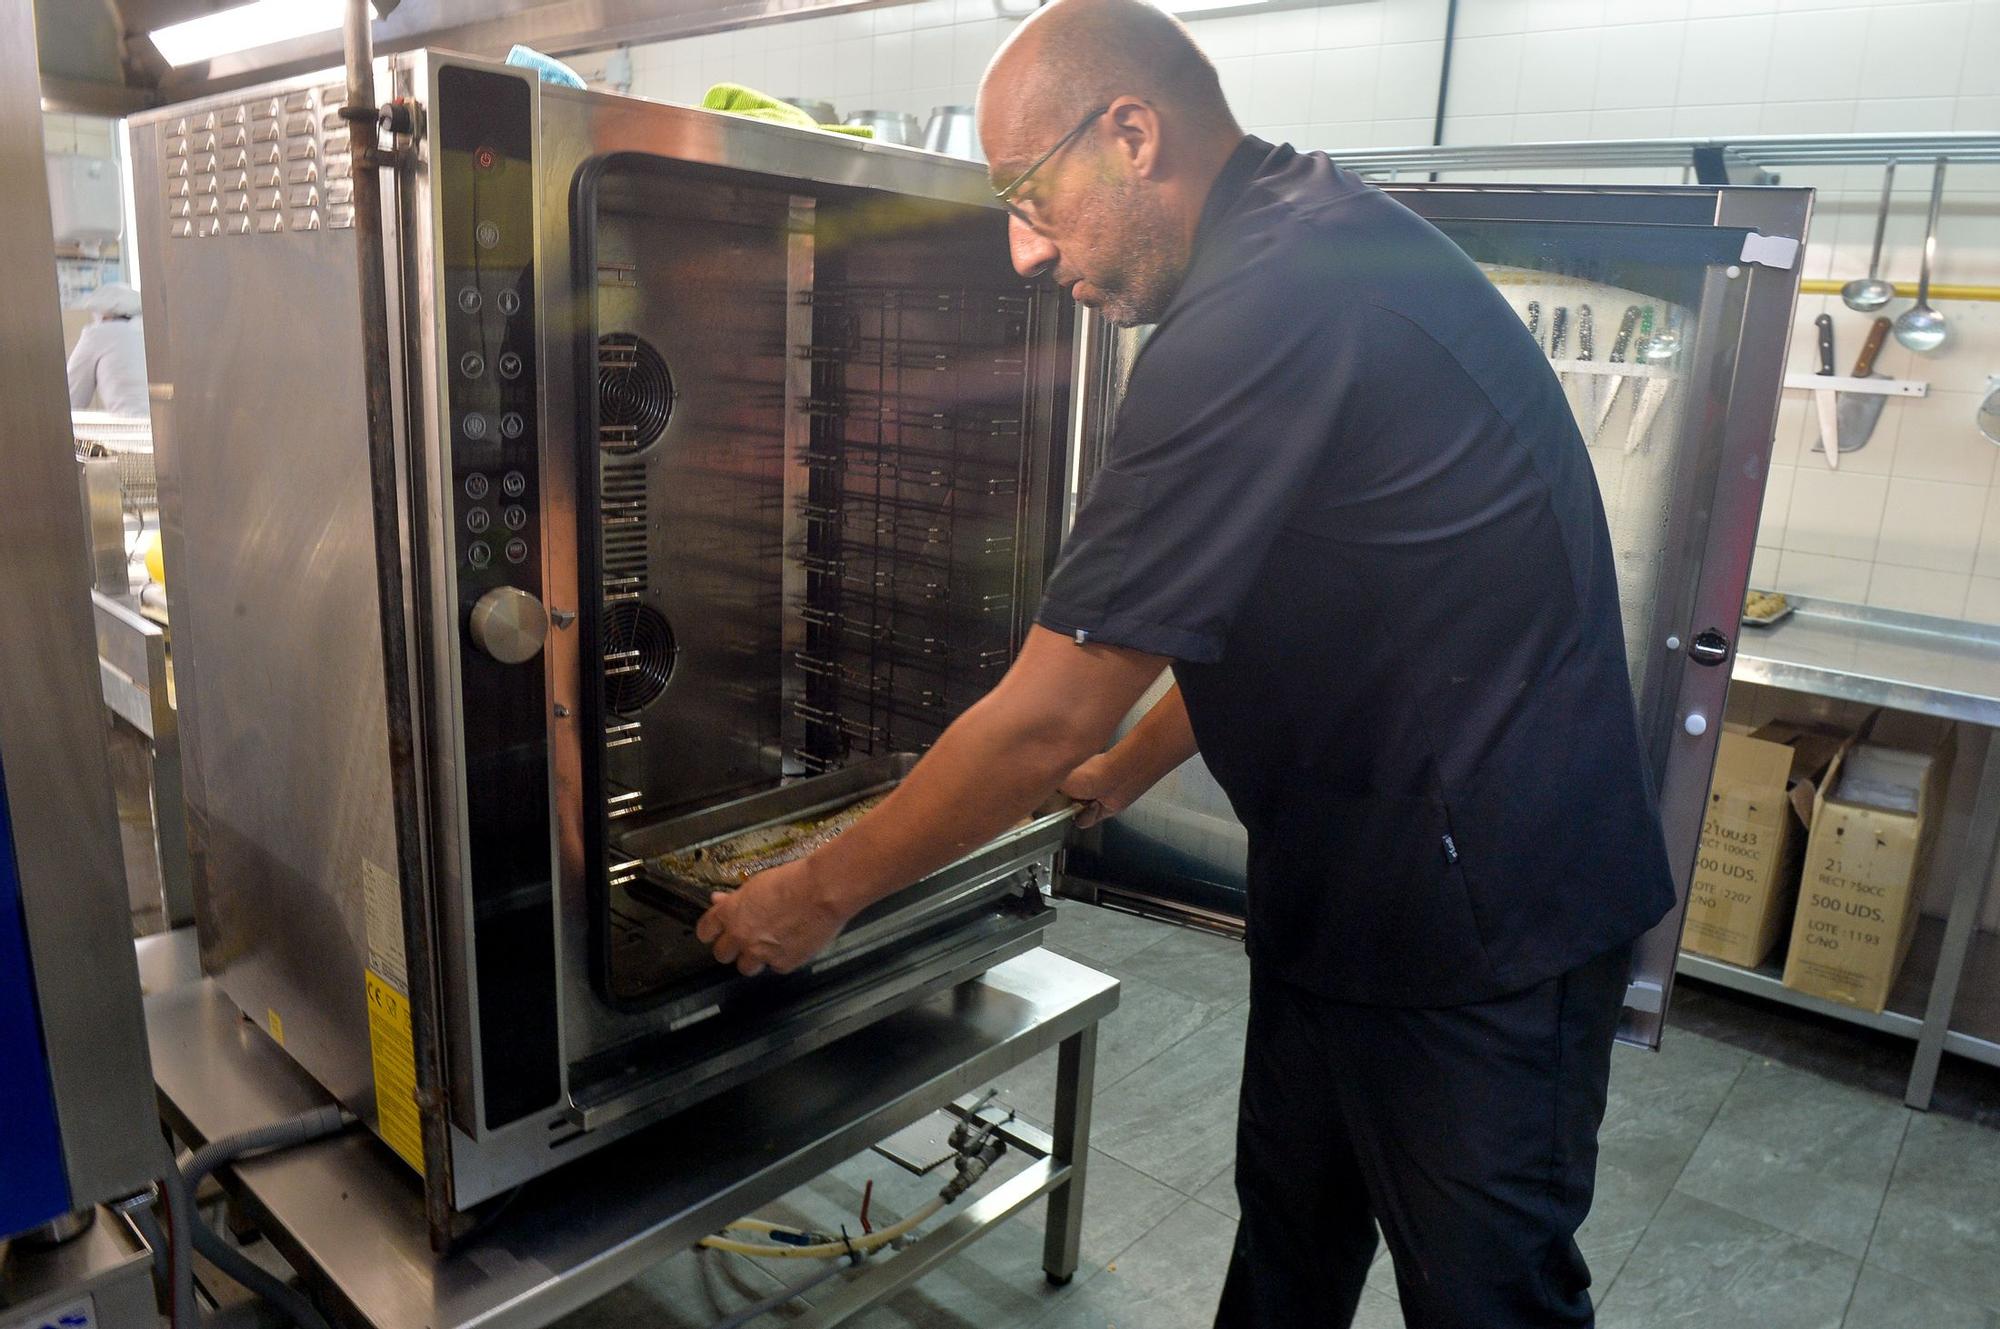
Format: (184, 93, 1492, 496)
(1055, 180, 1811, 1048)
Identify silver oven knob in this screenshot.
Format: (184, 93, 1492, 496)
(468, 586, 547, 664)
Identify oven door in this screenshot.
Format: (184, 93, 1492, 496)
(1058, 181, 1811, 1048)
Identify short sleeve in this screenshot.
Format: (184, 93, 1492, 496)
(1036, 234, 1357, 663)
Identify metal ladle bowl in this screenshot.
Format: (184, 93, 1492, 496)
(1843, 162, 1898, 312)
(1894, 158, 1950, 354)
(1979, 387, 2000, 446)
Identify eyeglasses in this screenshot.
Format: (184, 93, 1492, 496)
(993, 105, 1109, 228)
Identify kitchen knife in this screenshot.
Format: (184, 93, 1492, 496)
(1819, 316, 1893, 457)
(1624, 308, 1683, 455)
(1525, 299, 1542, 352)
(1574, 304, 1597, 431)
(1593, 305, 1642, 441)
(1811, 313, 1841, 471)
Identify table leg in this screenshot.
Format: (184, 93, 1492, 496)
(1042, 1024, 1098, 1286)
(1907, 727, 2000, 1109)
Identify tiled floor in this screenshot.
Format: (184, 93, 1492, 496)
(554, 903, 2000, 1329)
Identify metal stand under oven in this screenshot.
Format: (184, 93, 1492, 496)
(139, 930, 1117, 1329)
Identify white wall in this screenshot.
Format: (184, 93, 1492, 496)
(607, 0, 2000, 626)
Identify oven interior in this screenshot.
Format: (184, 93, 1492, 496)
(574, 155, 1072, 1009)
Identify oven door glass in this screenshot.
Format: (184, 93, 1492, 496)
(1061, 181, 1810, 1048)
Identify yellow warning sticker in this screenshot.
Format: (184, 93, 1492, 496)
(266, 1008, 285, 1046)
(364, 969, 426, 1177)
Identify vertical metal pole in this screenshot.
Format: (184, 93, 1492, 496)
(1042, 1024, 1097, 1285)
(342, 0, 455, 1245)
(1906, 727, 2000, 1109)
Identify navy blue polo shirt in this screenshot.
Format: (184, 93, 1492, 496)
(1038, 138, 1676, 1006)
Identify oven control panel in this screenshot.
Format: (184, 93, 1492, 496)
(436, 63, 559, 1129)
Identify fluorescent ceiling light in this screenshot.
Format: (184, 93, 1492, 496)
(150, 0, 379, 68)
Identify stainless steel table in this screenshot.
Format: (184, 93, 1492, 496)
(138, 931, 1118, 1329)
(1679, 597, 2000, 1107)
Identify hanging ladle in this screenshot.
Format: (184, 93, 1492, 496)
(1842, 161, 1897, 312)
(1893, 157, 1949, 354)
(1978, 385, 2000, 446)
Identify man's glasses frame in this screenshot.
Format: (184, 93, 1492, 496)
(993, 105, 1110, 227)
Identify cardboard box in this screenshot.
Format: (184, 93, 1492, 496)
(1782, 713, 1955, 1013)
(1681, 721, 1845, 969)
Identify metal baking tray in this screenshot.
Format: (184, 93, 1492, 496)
(1742, 590, 1795, 628)
(614, 753, 1077, 933)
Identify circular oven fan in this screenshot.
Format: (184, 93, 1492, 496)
(603, 603, 677, 713)
(597, 333, 674, 453)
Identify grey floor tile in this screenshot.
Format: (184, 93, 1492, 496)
(1843, 1265, 1998, 1329)
(1868, 1111, 2000, 1312)
(1675, 1057, 1909, 1258)
(1043, 902, 1175, 967)
(547, 1248, 794, 1328)
(989, 972, 1234, 1127)
(1596, 1191, 1860, 1329)
(1583, 1031, 1751, 1283)
(1027, 1198, 1236, 1329)
(1190, 1165, 1239, 1221)
(1351, 1287, 1405, 1329)
(1110, 928, 1250, 1010)
(1091, 1006, 1249, 1194)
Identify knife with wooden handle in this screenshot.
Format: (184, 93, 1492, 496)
(1832, 316, 1893, 457)
(1812, 312, 1841, 471)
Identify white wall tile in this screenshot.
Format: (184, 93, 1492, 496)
(1758, 98, 1857, 133)
(1247, 51, 1318, 128)
(1317, 0, 1385, 48)
(1310, 47, 1382, 123)
(1371, 115, 1438, 145)
(1256, 5, 1322, 53)
(1752, 545, 1782, 587)
(1525, 0, 1604, 27)
(1888, 392, 1998, 485)
(1671, 102, 1761, 134)
(1964, 1, 2000, 94)
(875, 29, 915, 92)
(1447, 34, 1524, 115)
(1966, 576, 2000, 624)
(912, 24, 955, 94)
(1445, 112, 1518, 142)
(1518, 29, 1601, 112)
(1860, 1, 1973, 100)
(1976, 486, 2000, 579)
(1592, 22, 1687, 111)
(835, 36, 876, 99)
(1456, 0, 1533, 37)
(1765, 8, 1869, 102)
(1513, 109, 1593, 138)
(1191, 12, 1261, 58)
(1851, 97, 1960, 131)
(876, 3, 915, 32)
(1384, 0, 1452, 42)
(950, 19, 1000, 85)
(1867, 564, 1971, 616)
(1215, 55, 1258, 117)
(1761, 463, 1795, 545)
(1688, 0, 1777, 15)
(1775, 550, 1874, 601)
(1674, 15, 1774, 105)
(1876, 476, 1986, 571)
(910, 0, 955, 28)
(1375, 41, 1446, 118)
(1786, 466, 1889, 560)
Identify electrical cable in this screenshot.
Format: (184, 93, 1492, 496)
(697, 1197, 947, 1260)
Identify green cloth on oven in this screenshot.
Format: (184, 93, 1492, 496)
(700, 83, 874, 136)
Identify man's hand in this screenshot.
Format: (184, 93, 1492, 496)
(695, 858, 850, 977)
(1059, 752, 1141, 829)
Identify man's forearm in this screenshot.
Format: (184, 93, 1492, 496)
(1107, 683, 1200, 793)
(802, 689, 1098, 921)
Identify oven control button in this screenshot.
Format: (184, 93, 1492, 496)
(475, 220, 500, 250)
(468, 585, 546, 663)
(504, 537, 529, 565)
(497, 289, 521, 316)
(456, 286, 481, 313)
(500, 411, 525, 439)
(459, 351, 485, 379)
(501, 470, 527, 498)
(466, 540, 492, 570)
(462, 412, 489, 440)
(501, 504, 527, 531)
(463, 473, 489, 500)
(466, 507, 491, 533)
(498, 351, 523, 380)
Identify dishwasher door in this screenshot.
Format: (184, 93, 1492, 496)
(1061, 180, 1812, 1049)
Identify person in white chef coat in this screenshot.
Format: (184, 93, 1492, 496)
(67, 282, 150, 417)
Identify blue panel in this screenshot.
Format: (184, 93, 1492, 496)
(0, 756, 71, 1237)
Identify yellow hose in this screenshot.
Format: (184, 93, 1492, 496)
(1799, 279, 2000, 303)
(697, 1196, 947, 1259)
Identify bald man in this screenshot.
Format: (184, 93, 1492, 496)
(698, 1, 1676, 1323)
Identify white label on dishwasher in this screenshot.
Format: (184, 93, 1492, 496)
(362, 856, 408, 995)
(3, 1295, 96, 1329)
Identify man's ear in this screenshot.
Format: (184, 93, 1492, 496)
(1106, 97, 1164, 179)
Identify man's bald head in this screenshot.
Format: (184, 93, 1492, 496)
(979, 0, 1236, 172)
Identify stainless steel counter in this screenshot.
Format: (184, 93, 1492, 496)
(1694, 595, 2000, 1108)
(139, 932, 1117, 1329)
(1732, 596, 2000, 726)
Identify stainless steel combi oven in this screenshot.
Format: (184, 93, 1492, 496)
(130, 51, 1808, 1236)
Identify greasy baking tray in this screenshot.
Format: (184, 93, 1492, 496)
(1742, 590, 1795, 628)
(615, 753, 1076, 926)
